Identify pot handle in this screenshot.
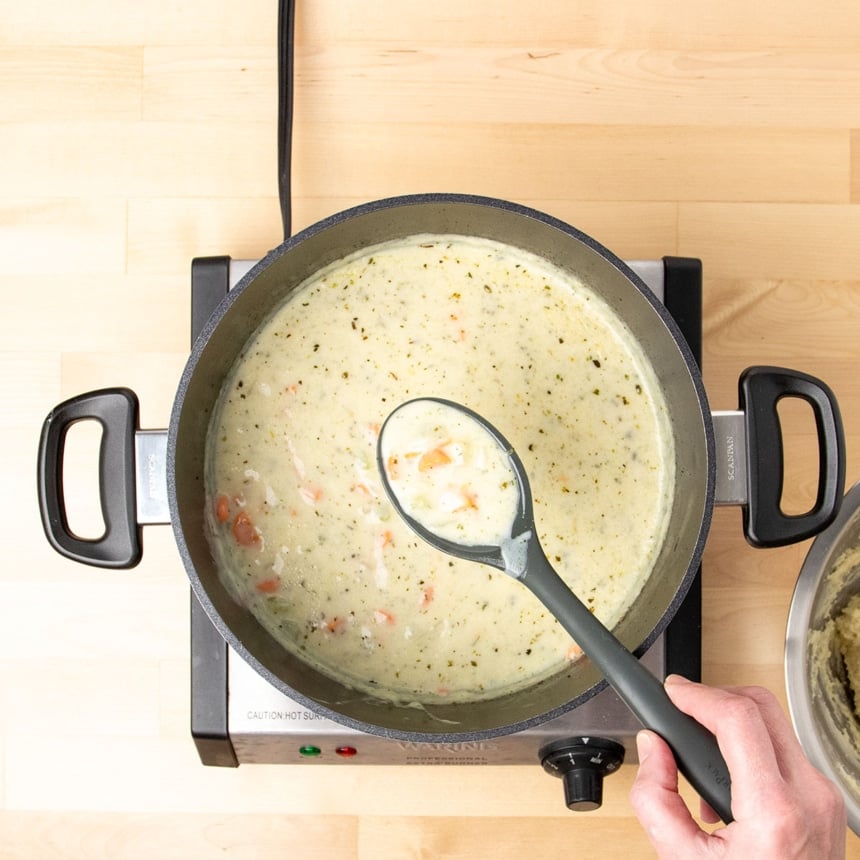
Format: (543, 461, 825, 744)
(37, 388, 142, 568)
(740, 366, 845, 548)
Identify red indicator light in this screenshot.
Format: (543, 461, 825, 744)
(335, 746, 358, 758)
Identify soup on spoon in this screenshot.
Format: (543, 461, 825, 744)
(377, 397, 522, 547)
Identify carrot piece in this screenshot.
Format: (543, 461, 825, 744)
(299, 485, 324, 506)
(380, 530, 394, 549)
(256, 576, 280, 594)
(353, 482, 374, 500)
(565, 642, 584, 663)
(419, 584, 435, 609)
(386, 454, 401, 480)
(373, 609, 396, 625)
(325, 616, 348, 634)
(454, 485, 478, 511)
(232, 510, 260, 546)
(214, 494, 231, 523)
(418, 446, 452, 471)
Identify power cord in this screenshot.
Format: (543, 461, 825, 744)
(277, 0, 295, 238)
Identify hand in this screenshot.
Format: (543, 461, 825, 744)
(629, 675, 846, 859)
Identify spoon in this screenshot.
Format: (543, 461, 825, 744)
(377, 396, 733, 824)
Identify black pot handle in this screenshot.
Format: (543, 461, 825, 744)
(37, 388, 142, 568)
(740, 366, 845, 548)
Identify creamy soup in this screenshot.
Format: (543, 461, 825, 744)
(379, 398, 522, 547)
(205, 234, 674, 705)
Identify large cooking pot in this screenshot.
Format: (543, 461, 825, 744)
(37, 193, 845, 742)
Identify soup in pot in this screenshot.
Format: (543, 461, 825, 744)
(205, 233, 674, 705)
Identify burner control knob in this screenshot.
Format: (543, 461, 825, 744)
(539, 737, 626, 811)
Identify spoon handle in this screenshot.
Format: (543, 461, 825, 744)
(523, 546, 733, 824)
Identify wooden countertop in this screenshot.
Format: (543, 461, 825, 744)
(4, 1, 860, 856)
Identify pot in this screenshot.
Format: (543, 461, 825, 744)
(38, 193, 846, 742)
(786, 481, 860, 833)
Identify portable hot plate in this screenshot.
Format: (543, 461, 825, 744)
(188, 252, 704, 811)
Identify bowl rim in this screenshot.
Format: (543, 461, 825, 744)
(786, 480, 860, 834)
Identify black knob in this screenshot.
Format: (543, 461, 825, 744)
(539, 737, 626, 811)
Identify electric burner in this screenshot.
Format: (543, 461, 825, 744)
(188, 252, 703, 811)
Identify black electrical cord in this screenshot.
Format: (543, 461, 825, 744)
(277, 0, 295, 239)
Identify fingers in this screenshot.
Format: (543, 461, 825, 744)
(662, 674, 785, 816)
(629, 729, 708, 857)
(718, 682, 848, 841)
(718, 683, 814, 784)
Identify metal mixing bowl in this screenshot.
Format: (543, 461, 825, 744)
(786, 481, 860, 834)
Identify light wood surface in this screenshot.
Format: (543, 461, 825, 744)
(4, 1, 860, 856)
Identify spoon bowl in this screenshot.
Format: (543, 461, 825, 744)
(378, 397, 532, 573)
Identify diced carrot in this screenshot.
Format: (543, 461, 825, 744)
(380, 530, 394, 549)
(232, 510, 260, 547)
(418, 446, 452, 471)
(325, 616, 348, 635)
(256, 576, 280, 593)
(454, 485, 478, 512)
(419, 585, 435, 609)
(373, 609, 395, 625)
(214, 493, 231, 524)
(353, 482, 374, 500)
(565, 642, 584, 663)
(386, 454, 401, 480)
(299, 485, 324, 506)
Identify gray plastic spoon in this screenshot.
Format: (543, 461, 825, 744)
(377, 396, 733, 824)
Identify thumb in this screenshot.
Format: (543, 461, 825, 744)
(630, 730, 708, 857)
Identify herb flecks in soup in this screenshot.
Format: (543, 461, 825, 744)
(205, 234, 674, 705)
(380, 398, 521, 547)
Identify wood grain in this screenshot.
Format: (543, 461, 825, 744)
(3, 0, 860, 856)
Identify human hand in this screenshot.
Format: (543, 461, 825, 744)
(629, 675, 846, 859)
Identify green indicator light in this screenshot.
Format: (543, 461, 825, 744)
(299, 745, 322, 757)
